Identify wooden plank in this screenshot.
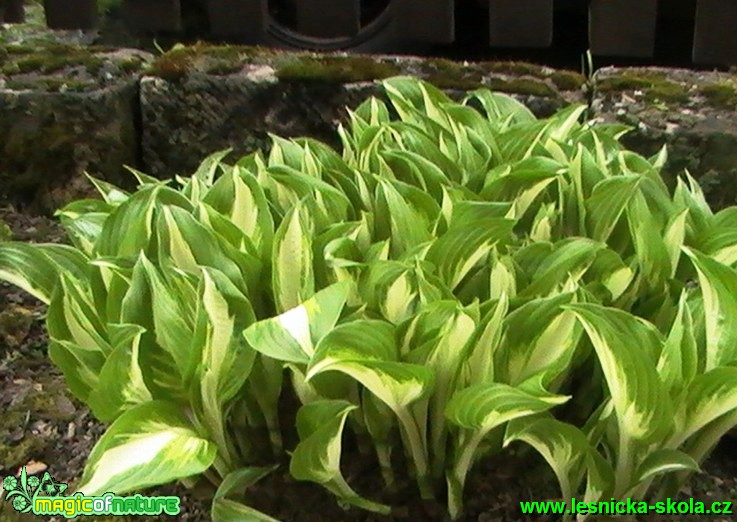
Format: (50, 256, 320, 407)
(693, 0, 737, 64)
(122, 0, 181, 33)
(295, 0, 360, 38)
(489, 0, 553, 48)
(44, 0, 97, 29)
(589, 0, 658, 57)
(207, 0, 268, 41)
(3, 0, 26, 23)
(393, 0, 454, 43)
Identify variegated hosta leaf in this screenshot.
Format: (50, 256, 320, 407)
(56, 199, 113, 256)
(290, 400, 391, 514)
(446, 383, 570, 435)
(374, 178, 432, 257)
(203, 166, 274, 262)
(193, 148, 232, 186)
(76, 401, 217, 496)
(584, 249, 635, 303)
(625, 189, 671, 291)
(87, 323, 153, 422)
(504, 416, 590, 501)
(156, 205, 260, 299)
(663, 210, 688, 277)
(683, 248, 737, 370)
(445, 383, 569, 519)
(136, 254, 197, 381)
(85, 173, 130, 206)
(673, 172, 713, 240)
(495, 293, 578, 386)
(307, 320, 434, 414)
(463, 294, 509, 385)
(0, 242, 89, 305)
(426, 202, 516, 290)
(194, 268, 256, 401)
(244, 282, 350, 365)
(406, 304, 477, 474)
(465, 89, 536, 128)
(676, 367, 737, 443)
(272, 202, 315, 313)
(212, 498, 282, 522)
(96, 185, 192, 258)
(118, 256, 186, 401)
(586, 175, 641, 242)
(192, 269, 257, 468)
(567, 304, 672, 442)
(696, 207, 737, 266)
(481, 157, 560, 220)
(657, 291, 698, 393)
(632, 449, 699, 486)
(211, 466, 280, 522)
(47, 273, 111, 360)
(518, 238, 604, 299)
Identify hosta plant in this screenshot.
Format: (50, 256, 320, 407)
(2, 76, 737, 521)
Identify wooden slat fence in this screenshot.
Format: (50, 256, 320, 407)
(1, 0, 735, 65)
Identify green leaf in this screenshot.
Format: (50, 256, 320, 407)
(290, 400, 391, 515)
(76, 401, 217, 495)
(244, 282, 350, 365)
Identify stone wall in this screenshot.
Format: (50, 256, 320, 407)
(2, 41, 737, 212)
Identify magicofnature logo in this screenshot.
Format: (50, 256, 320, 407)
(2, 466, 180, 518)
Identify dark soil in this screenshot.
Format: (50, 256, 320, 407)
(0, 199, 735, 522)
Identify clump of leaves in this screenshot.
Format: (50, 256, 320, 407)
(2, 76, 737, 521)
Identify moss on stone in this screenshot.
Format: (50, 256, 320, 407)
(0, 436, 47, 470)
(421, 57, 485, 90)
(275, 54, 401, 83)
(147, 43, 275, 81)
(596, 71, 691, 104)
(0, 218, 11, 241)
(549, 70, 586, 90)
(482, 61, 546, 77)
(0, 43, 105, 76)
(700, 82, 737, 109)
(5, 77, 90, 92)
(487, 77, 557, 97)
